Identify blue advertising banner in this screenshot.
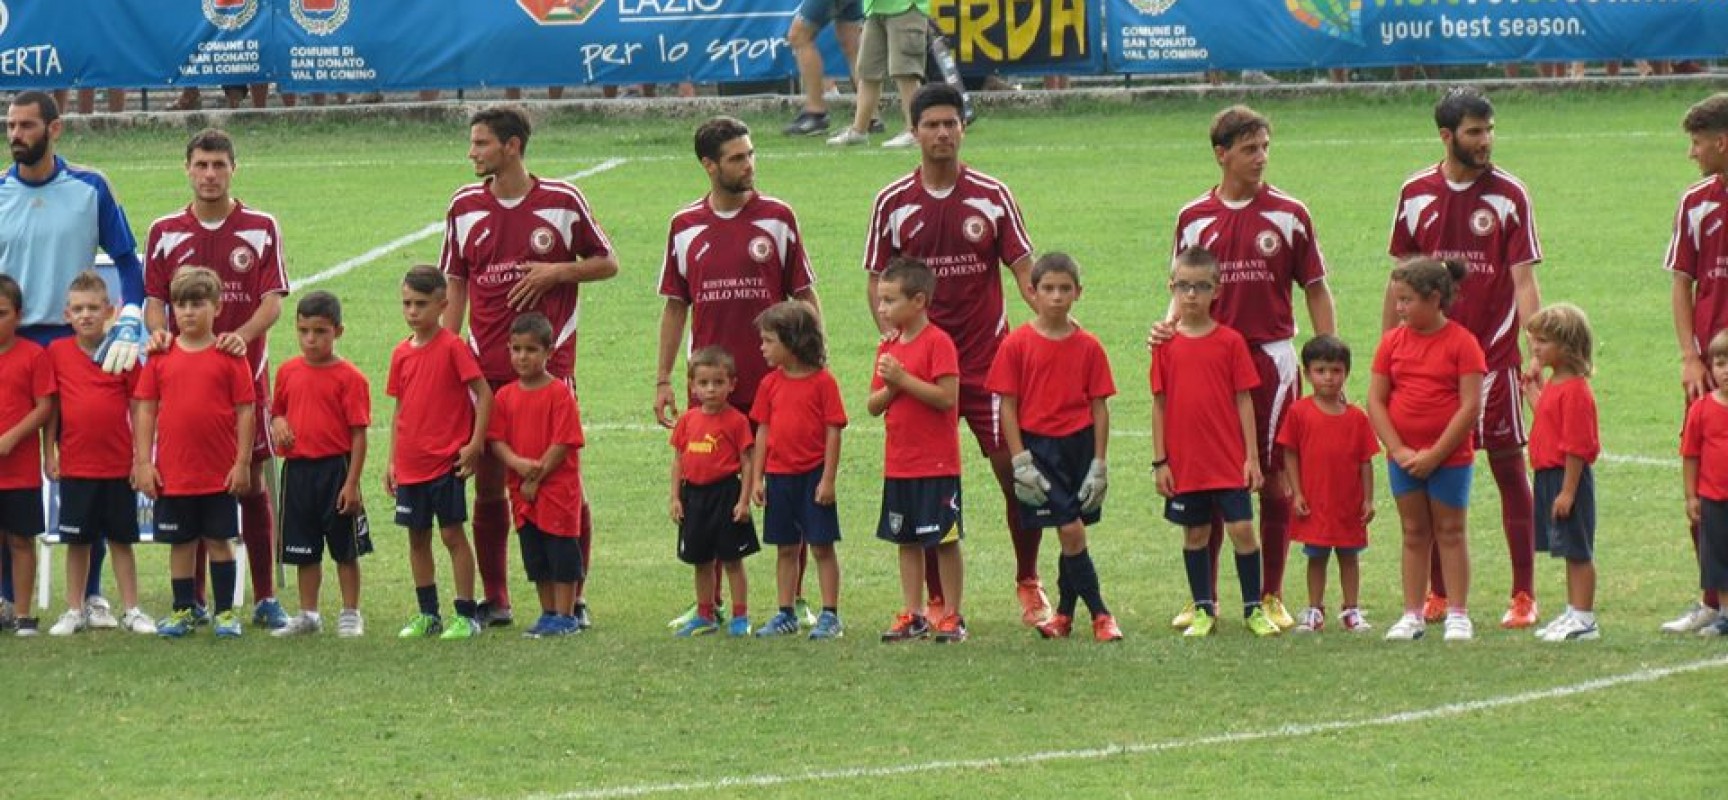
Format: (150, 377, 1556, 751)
(1107, 0, 1728, 73)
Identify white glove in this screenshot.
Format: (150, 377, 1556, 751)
(1077, 459, 1108, 513)
(95, 303, 145, 374)
(1010, 450, 1050, 506)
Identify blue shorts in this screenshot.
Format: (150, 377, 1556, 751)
(876, 476, 963, 548)
(1164, 488, 1252, 528)
(1534, 466, 1595, 561)
(1387, 462, 1472, 509)
(763, 469, 841, 547)
(1303, 544, 1366, 559)
(795, 0, 863, 27)
(1018, 429, 1101, 529)
(393, 470, 468, 531)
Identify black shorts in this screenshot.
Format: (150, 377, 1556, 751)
(762, 469, 841, 547)
(0, 487, 44, 538)
(1164, 488, 1253, 528)
(519, 522, 584, 584)
(153, 492, 239, 544)
(678, 477, 760, 565)
(1017, 429, 1100, 529)
(56, 478, 139, 545)
(281, 456, 367, 565)
(1700, 498, 1728, 592)
(876, 476, 963, 548)
(1534, 466, 1595, 562)
(394, 470, 467, 531)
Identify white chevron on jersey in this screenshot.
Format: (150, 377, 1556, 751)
(534, 207, 581, 249)
(235, 228, 272, 256)
(668, 224, 707, 280)
(752, 217, 796, 255)
(1691, 201, 1722, 250)
(1482, 193, 1520, 227)
(151, 231, 194, 259)
(451, 210, 488, 259)
(1400, 195, 1437, 237)
(962, 195, 1006, 223)
(1260, 209, 1306, 246)
(885, 204, 921, 251)
(1179, 217, 1216, 251)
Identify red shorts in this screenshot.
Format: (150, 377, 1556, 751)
(1248, 340, 1300, 476)
(1477, 365, 1528, 453)
(250, 369, 273, 462)
(959, 383, 1003, 456)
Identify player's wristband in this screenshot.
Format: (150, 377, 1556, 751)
(1151, 458, 1168, 469)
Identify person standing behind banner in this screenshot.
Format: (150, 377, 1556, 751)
(826, 0, 928, 148)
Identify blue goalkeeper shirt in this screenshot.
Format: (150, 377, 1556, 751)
(0, 155, 143, 329)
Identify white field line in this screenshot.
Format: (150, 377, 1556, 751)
(521, 653, 1728, 800)
(294, 158, 628, 288)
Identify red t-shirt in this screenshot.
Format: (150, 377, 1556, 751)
(1666, 174, 1728, 356)
(658, 192, 816, 409)
(47, 338, 137, 480)
(1683, 394, 1728, 501)
(1527, 377, 1600, 471)
(488, 380, 585, 537)
(439, 177, 614, 383)
(135, 344, 255, 496)
(872, 325, 961, 479)
(1388, 164, 1542, 370)
(144, 201, 290, 382)
(1275, 397, 1378, 548)
(750, 368, 847, 475)
(986, 323, 1115, 438)
(387, 329, 484, 486)
(1371, 321, 1487, 467)
(272, 356, 371, 460)
(0, 339, 52, 489)
(864, 165, 1035, 388)
(672, 405, 754, 487)
(1172, 184, 1328, 345)
(1150, 324, 1260, 494)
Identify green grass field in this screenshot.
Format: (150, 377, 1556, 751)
(8, 85, 1725, 799)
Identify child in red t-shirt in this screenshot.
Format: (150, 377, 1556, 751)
(0, 275, 53, 636)
(749, 300, 846, 639)
(132, 267, 256, 638)
(869, 258, 966, 643)
(487, 313, 586, 639)
(387, 266, 493, 641)
(269, 291, 371, 638)
(988, 253, 1120, 643)
(1368, 257, 1486, 642)
(1276, 334, 1378, 634)
(1524, 303, 1601, 642)
(669, 346, 759, 638)
(1151, 248, 1275, 638)
(1683, 330, 1728, 636)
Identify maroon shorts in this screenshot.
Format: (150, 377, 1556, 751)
(1477, 365, 1528, 453)
(1247, 340, 1300, 477)
(250, 370, 273, 462)
(959, 383, 1002, 456)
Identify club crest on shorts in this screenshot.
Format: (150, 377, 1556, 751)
(516, 0, 605, 25)
(290, 0, 350, 35)
(1470, 208, 1497, 237)
(962, 215, 988, 243)
(530, 226, 556, 255)
(203, 0, 260, 30)
(748, 236, 773, 264)
(1255, 229, 1282, 257)
(888, 512, 903, 535)
(229, 245, 255, 273)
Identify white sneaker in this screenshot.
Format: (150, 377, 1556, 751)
(826, 128, 868, 146)
(1339, 607, 1373, 633)
(85, 596, 118, 629)
(48, 609, 87, 636)
(1542, 613, 1600, 642)
(337, 609, 365, 638)
(1384, 613, 1426, 641)
(1443, 613, 1474, 641)
(271, 612, 322, 637)
(1293, 606, 1323, 634)
(0, 598, 16, 630)
(1535, 608, 1574, 639)
(121, 607, 157, 635)
(880, 130, 917, 148)
(1660, 601, 1719, 633)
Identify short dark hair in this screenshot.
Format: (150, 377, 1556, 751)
(296, 290, 343, 326)
(1435, 86, 1493, 132)
(688, 345, 736, 378)
(1300, 334, 1352, 372)
(471, 106, 532, 155)
(1171, 246, 1220, 282)
(0, 274, 21, 315)
(185, 127, 236, 164)
(402, 265, 446, 296)
(169, 266, 222, 304)
(880, 256, 936, 301)
(1030, 251, 1082, 289)
(755, 300, 826, 369)
(1684, 93, 1728, 135)
(910, 82, 965, 128)
(510, 312, 554, 348)
(1390, 256, 1468, 310)
(9, 90, 58, 125)
(1210, 105, 1270, 150)
(68, 270, 110, 299)
(694, 116, 750, 163)
(1710, 329, 1728, 363)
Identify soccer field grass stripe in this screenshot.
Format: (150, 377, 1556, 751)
(527, 653, 1728, 800)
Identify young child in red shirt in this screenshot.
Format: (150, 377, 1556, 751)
(1525, 303, 1601, 642)
(0, 275, 53, 636)
(669, 346, 759, 638)
(988, 253, 1121, 643)
(488, 313, 586, 639)
(388, 265, 492, 641)
(1683, 329, 1728, 636)
(132, 267, 256, 638)
(1151, 247, 1277, 638)
(1276, 334, 1378, 634)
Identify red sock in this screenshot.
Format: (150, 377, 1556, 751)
(1258, 487, 1291, 598)
(239, 491, 275, 599)
(1490, 451, 1536, 597)
(1692, 522, 1721, 608)
(730, 602, 747, 619)
(1429, 542, 1447, 597)
(1009, 507, 1042, 582)
(575, 501, 593, 599)
(924, 548, 943, 602)
(472, 498, 511, 608)
(697, 602, 715, 620)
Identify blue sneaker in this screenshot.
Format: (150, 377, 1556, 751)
(754, 610, 799, 637)
(253, 598, 288, 630)
(523, 612, 559, 639)
(675, 615, 720, 638)
(809, 610, 844, 640)
(157, 608, 197, 638)
(727, 615, 752, 637)
(190, 604, 210, 626)
(555, 615, 581, 636)
(213, 610, 243, 638)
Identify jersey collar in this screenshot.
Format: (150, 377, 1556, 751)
(6, 155, 66, 188)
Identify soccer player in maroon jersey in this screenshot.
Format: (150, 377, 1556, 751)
(1660, 93, 1728, 633)
(1383, 88, 1544, 630)
(1150, 106, 1337, 632)
(863, 83, 1044, 626)
(655, 116, 823, 628)
(440, 107, 618, 629)
(144, 129, 289, 630)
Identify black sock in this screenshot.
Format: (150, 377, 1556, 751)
(1071, 549, 1110, 618)
(1056, 554, 1078, 617)
(1236, 550, 1263, 616)
(209, 560, 237, 614)
(779, 605, 794, 617)
(822, 606, 837, 615)
(172, 577, 195, 611)
(415, 585, 440, 617)
(1183, 548, 1213, 615)
(454, 597, 478, 619)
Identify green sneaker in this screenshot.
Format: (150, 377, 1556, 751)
(666, 602, 700, 629)
(1182, 606, 1216, 638)
(1246, 606, 1281, 638)
(397, 613, 443, 639)
(439, 615, 481, 640)
(794, 596, 818, 629)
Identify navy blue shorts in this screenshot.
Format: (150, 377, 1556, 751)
(1303, 544, 1366, 559)
(1700, 498, 1728, 591)
(519, 522, 584, 584)
(795, 0, 863, 27)
(877, 476, 963, 548)
(56, 478, 138, 544)
(1534, 466, 1595, 561)
(281, 456, 366, 565)
(1164, 488, 1252, 528)
(1018, 429, 1100, 529)
(153, 492, 238, 544)
(394, 470, 467, 531)
(1387, 461, 1472, 509)
(678, 477, 761, 565)
(762, 469, 841, 547)
(0, 487, 43, 538)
